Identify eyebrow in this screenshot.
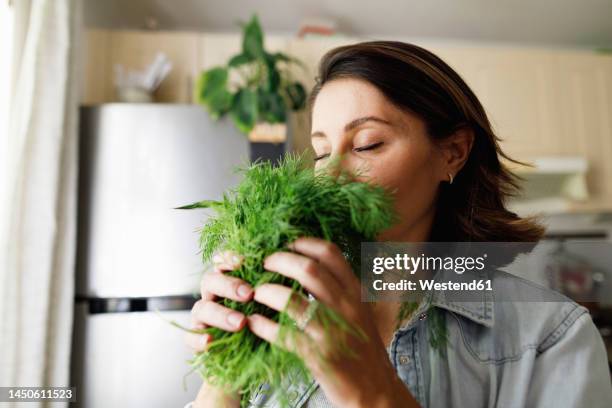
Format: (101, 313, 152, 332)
(310, 116, 393, 139)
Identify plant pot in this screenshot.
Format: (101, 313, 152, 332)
(248, 122, 286, 143)
(248, 122, 288, 165)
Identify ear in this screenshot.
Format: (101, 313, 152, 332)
(436, 127, 474, 181)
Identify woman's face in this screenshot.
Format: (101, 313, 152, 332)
(310, 78, 447, 241)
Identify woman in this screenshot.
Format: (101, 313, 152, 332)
(184, 41, 612, 407)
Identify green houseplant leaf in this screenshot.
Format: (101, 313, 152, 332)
(230, 88, 258, 133)
(195, 67, 233, 119)
(242, 14, 265, 58)
(284, 82, 307, 110)
(228, 52, 254, 67)
(257, 88, 286, 123)
(262, 52, 281, 92)
(270, 51, 308, 70)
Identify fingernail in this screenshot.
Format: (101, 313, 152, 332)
(212, 253, 223, 264)
(237, 284, 252, 298)
(227, 312, 243, 327)
(201, 334, 210, 346)
(231, 254, 242, 266)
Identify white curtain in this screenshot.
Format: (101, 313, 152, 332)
(0, 0, 81, 406)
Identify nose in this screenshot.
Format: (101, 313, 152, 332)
(317, 152, 360, 181)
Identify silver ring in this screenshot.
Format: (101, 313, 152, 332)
(297, 298, 319, 331)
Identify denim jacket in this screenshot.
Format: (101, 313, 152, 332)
(247, 269, 612, 408)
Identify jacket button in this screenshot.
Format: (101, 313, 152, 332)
(288, 390, 299, 402)
(418, 312, 427, 320)
(399, 355, 410, 364)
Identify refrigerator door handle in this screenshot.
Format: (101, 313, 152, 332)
(75, 295, 199, 314)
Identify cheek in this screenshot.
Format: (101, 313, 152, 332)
(368, 141, 440, 216)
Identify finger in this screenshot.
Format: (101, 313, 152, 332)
(288, 237, 357, 287)
(263, 252, 341, 307)
(247, 314, 281, 345)
(212, 250, 244, 269)
(184, 331, 212, 353)
(254, 284, 312, 322)
(254, 284, 306, 317)
(201, 251, 245, 301)
(201, 271, 253, 302)
(191, 299, 246, 332)
(254, 284, 326, 340)
(190, 314, 207, 329)
(248, 314, 319, 357)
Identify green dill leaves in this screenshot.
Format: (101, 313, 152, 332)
(179, 154, 396, 405)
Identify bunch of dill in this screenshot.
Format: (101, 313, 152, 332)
(178, 154, 396, 406)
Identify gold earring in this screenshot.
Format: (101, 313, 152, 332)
(448, 173, 454, 184)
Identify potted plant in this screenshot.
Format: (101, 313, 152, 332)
(194, 14, 307, 164)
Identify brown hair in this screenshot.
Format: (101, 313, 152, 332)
(308, 41, 545, 242)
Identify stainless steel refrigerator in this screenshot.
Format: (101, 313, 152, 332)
(71, 104, 249, 407)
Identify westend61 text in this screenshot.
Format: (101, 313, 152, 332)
(372, 279, 493, 291)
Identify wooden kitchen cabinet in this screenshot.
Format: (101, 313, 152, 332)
(81, 29, 112, 105)
(429, 46, 563, 158)
(82, 29, 200, 104)
(110, 30, 200, 104)
(553, 52, 612, 209)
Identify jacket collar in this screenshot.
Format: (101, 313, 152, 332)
(427, 266, 495, 328)
(430, 290, 495, 328)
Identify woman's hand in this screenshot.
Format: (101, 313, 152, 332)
(247, 237, 420, 408)
(184, 251, 251, 408)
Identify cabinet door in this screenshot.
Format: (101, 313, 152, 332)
(433, 46, 560, 159)
(109, 30, 199, 103)
(81, 29, 112, 105)
(554, 52, 612, 209)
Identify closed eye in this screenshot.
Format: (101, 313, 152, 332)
(314, 141, 384, 162)
(353, 141, 384, 152)
(313, 152, 330, 162)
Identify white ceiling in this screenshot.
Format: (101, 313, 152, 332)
(83, 0, 612, 48)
